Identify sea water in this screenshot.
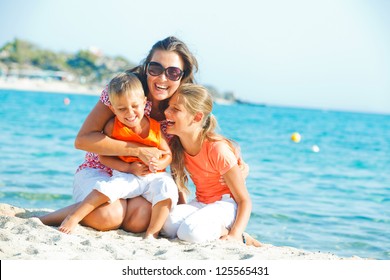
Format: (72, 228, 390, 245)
(0, 89, 389, 259)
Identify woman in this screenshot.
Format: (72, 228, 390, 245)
(40, 36, 198, 232)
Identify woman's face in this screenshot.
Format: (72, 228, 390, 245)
(146, 50, 184, 102)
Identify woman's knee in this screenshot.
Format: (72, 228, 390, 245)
(121, 196, 152, 233)
(81, 199, 126, 231)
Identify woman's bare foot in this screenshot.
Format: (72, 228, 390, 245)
(58, 215, 79, 234)
(243, 232, 261, 247)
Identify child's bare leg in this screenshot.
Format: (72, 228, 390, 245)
(39, 203, 80, 226)
(144, 199, 171, 239)
(59, 190, 109, 234)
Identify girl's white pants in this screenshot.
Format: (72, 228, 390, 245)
(162, 194, 237, 243)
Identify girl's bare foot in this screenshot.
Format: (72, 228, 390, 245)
(243, 232, 261, 247)
(58, 215, 79, 234)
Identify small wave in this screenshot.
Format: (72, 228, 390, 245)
(0, 191, 72, 201)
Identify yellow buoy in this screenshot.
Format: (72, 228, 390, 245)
(291, 132, 301, 143)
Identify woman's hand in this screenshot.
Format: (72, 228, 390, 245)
(127, 162, 151, 176)
(137, 147, 167, 165)
(148, 157, 158, 173)
(238, 159, 250, 179)
(219, 160, 250, 185)
(148, 156, 167, 173)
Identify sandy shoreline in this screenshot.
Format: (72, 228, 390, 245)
(0, 203, 362, 260)
(0, 77, 102, 95)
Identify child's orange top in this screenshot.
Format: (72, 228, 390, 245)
(184, 139, 240, 204)
(111, 116, 162, 164)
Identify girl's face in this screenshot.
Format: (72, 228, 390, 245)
(109, 92, 146, 130)
(146, 50, 184, 103)
(164, 93, 195, 136)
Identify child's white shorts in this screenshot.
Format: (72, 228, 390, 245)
(94, 170, 178, 207)
(72, 168, 111, 203)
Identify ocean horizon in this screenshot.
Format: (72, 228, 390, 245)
(1, 88, 389, 260)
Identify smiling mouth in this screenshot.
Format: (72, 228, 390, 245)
(156, 84, 168, 91)
(166, 119, 175, 126)
(125, 116, 137, 123)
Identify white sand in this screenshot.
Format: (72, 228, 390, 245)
(0, 203, 361, 260)
(0, 77, 101, 95)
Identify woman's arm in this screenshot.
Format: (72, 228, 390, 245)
(74, 101, 165, 163)
(99, 155, 130, 173)
(99, 155, 150, 176)
(220, 165, 252, 242)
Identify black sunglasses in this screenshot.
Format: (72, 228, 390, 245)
(147, 62, 184, 81)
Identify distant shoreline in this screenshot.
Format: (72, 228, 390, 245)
(2, 78, 388, 116)
(0, 77, 249, 106)
(0, 77, 101, 96)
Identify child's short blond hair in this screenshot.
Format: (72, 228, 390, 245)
(108, 72, 145, 105)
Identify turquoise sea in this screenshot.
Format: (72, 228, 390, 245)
(0, 89, 389, 260)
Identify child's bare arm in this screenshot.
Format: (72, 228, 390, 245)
(149, 134, 172, 172)
(221, 165, 252, 242)
(149, 153, 172, 172)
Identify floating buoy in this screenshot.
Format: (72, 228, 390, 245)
(291, 132, 301, 143)
(311, 145, 320, 153)
(63, 97, 71, 105)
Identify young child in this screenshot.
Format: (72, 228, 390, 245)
(59, 72, 178, 238)
(161, 84, 260, 246)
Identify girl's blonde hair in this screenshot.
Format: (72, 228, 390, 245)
(169, 84, 240, 194)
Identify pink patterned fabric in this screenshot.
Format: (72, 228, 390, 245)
(76, 86, 171, 175)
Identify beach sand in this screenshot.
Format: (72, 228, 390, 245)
(0, 77, 101, 95)
(0, 203, 361, 260)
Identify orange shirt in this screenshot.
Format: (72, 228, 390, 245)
(111, 116, 162, 164)
(184, 139, 239, 204)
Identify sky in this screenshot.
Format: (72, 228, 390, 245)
(1, 0, 390, 114)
